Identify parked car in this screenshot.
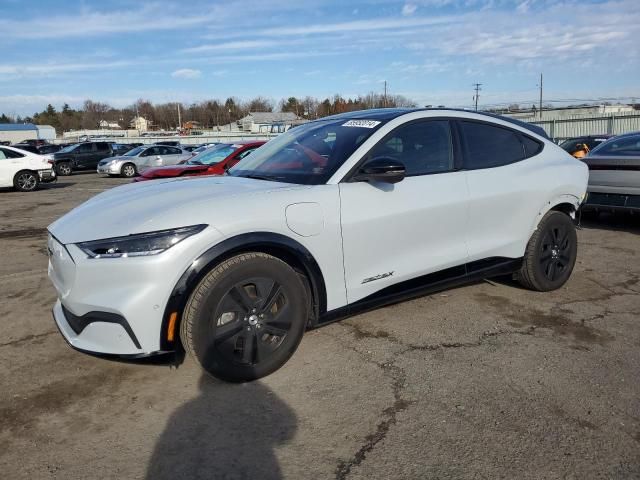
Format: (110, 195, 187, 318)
(52, 141, 114, 176)
(580, 132, 640, 211)
(47, 108, 587, 382)
(0, 145, 56, 191)
(190, 143, 220, 155)
(36, 144, 64, 155)
(97, 145, 191, 177)
(559, 135, 611, 158)
(180, 144, 202, 153)
(111, 143, 136, 156)
(134, 141, 266, 182)
(21, 139, 49, 147)
(11, 143, 41, 154)
(154, 141, 181, 147)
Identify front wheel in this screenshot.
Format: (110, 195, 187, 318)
(517, 210, 578, 291)
(180, 253, 308, 382)
(13, 170, 39, 192)
(121, 163, 137, 178)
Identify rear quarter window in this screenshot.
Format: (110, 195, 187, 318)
(459, 120, 541, 169)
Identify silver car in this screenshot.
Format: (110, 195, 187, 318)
(97, 145, 191, 178)
(581, 132, 640, 211)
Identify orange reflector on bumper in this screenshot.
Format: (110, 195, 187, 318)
(167, 312, 178, 342)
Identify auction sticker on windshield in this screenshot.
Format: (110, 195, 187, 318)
(342, 120, 381, 128)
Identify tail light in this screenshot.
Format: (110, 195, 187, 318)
(47, 160, 55, 165)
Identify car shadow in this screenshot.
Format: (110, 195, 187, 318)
(579, 210, 639, 235)
(145, 374, 296, 480)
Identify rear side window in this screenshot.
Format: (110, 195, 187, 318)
(522, 136, 542, 157)
(460, 121, 532, 169)
(76, 143, 93, 153)
(95, 143, 110, 152)
(0, 147, 25, 159)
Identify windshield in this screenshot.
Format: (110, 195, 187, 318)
(124, 146, 145, 156)
(59, 143, 79, 153)
(188, 144, 237, 165)
(589, 135, 640, 156)
(228, 118, 384, 184)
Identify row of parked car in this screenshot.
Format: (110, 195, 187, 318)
(559, 132, 640, 212)
(0, 138, 267, 191)
(2, 126, 639, 215)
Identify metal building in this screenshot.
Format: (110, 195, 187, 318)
(0, 124, 56, 144)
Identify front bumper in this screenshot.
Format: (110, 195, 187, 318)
(53, 300, 144, 354)
(47, 227, 223, 355)
(97, 162, 122, 174)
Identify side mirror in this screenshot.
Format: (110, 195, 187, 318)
(352, 157, 406, 184)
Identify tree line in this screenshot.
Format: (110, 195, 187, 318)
(0, 93, 416, 134)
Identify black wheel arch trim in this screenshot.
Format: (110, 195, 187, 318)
(159, 232, 327, 351)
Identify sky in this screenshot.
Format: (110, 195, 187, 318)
(0, 0, 639, 116)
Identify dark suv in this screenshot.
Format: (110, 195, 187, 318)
(52, 142, 114, 176)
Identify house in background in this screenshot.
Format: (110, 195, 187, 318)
(130, 116, 153, 132)
(99, 120, 122, 129)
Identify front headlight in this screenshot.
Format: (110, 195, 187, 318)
(77, 224, 207, 259)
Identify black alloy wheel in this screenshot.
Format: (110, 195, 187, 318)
(539, 223, 572, 281)
(518, 210, 577, 291)
(180, 253, 308, 382)
(213, 277, 292, 366)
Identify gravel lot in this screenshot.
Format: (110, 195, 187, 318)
(1, 174, 639, 479)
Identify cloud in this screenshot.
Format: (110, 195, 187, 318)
(402, 3, 418, 16)
(171, 68, 202, 79)
(0, 4, 220, 39)
(258, 15, 457, 36)
(0, 60, 132, 80)
(181, 40, 281, 54)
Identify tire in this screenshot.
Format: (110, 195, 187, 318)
(13, 170, 39, 192)
(121, 163, 137, 178)
(56, 162, 72, 176)
(180, 253, 308, 382)
(517, 210, 577, 291)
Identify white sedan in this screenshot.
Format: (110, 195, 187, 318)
(0, 145, 56, 192)
(48, 108, 587, 382)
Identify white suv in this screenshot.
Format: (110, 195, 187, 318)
(48, 109, 588, 382)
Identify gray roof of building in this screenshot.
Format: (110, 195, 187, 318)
(242, 112, 299, 123)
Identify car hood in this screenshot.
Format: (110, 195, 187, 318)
(142, 164, 208, 177)
(48, 176, 295, 244)
(99, 155, 130, 163)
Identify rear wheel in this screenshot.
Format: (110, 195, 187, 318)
(517, 210, 577, 291)
(121, 163, 137, 178)
(13, 170, 39, 192)
(180, 253, 308, 382)
(56, 161, 72, 176)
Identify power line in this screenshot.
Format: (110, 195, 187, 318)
(472, 83, 482, 111)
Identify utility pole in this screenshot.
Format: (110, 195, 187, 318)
(177, 103, 182, 130)
(538, 73, 543, 119)
(473, 83, 482, 111)
(383, 80, 388, 107)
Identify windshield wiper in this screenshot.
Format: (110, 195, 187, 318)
(234, 173, 280, 182)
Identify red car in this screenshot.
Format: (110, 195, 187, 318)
(134, 141, 266, 181)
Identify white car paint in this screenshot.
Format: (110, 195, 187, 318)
(48, 109, 587, 356)
(0, 145, 55, 188)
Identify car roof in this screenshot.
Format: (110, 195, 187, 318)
(322, 107, 549, 139)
